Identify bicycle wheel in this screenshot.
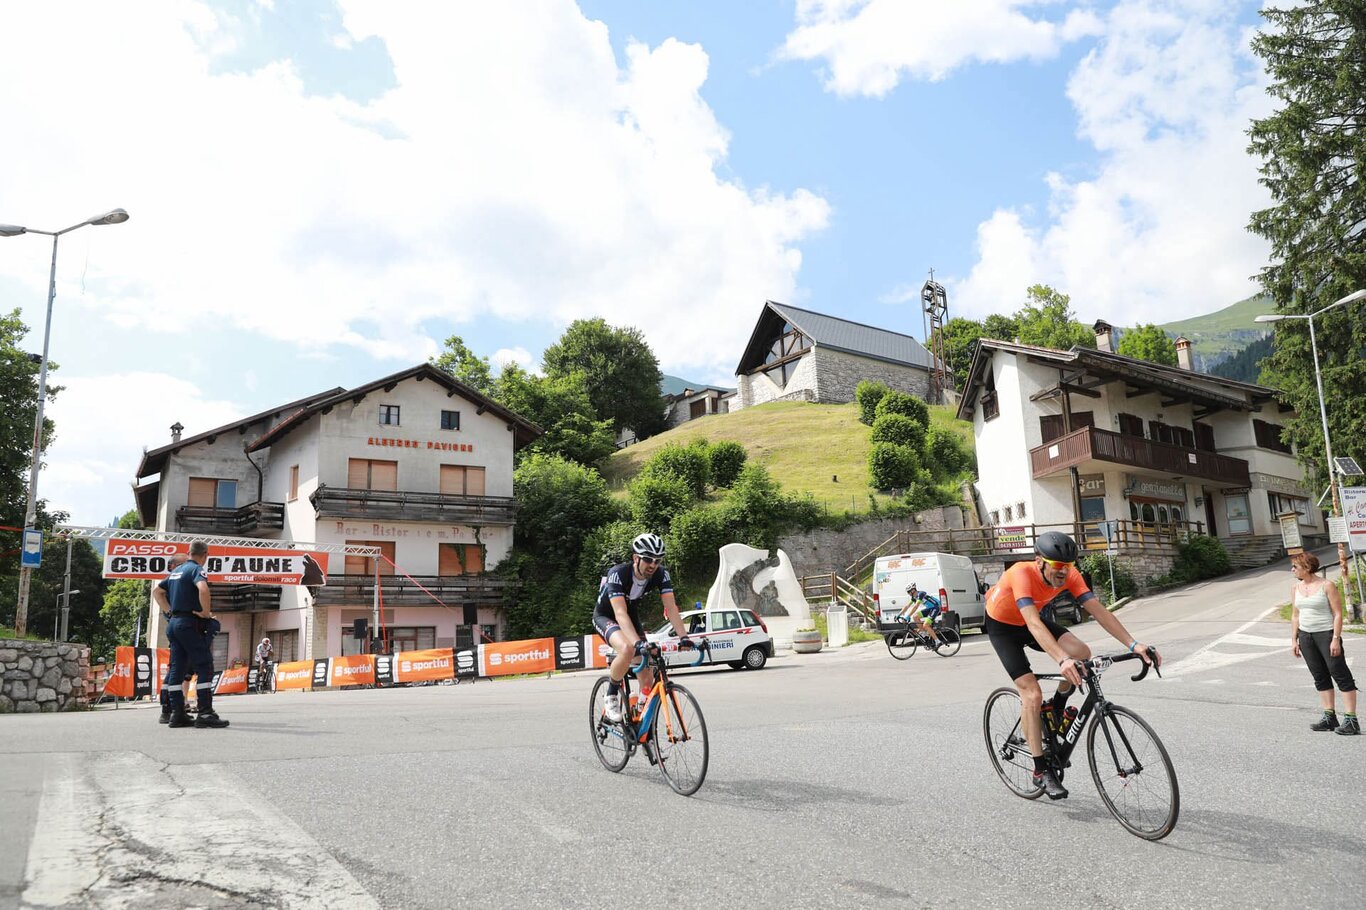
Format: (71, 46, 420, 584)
(983, 687, 1044, 800)
(588, 676, 631, 772)
(1087, 704, 1180, 840)
(933, 628, 961, 657)
(885, 629, 917, 660)
(653, 683, 708, 796)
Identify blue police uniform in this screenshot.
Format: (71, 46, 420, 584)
(159, 559, 219, 719)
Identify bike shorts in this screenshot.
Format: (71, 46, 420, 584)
(593, 610, 645, 643)
(986, 615, 1073, 682)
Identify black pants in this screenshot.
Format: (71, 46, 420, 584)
(1299, 630, 1356, 693)
(166, 614, 216, 711)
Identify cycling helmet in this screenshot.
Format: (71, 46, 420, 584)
(631, 533, 665, 559)
(1035, 530, 1079, 563)
(905, 583, 919, 594)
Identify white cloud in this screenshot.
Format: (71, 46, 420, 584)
(781, 0, 1103, 95)
(945, 1, 1275, 323)
(491, 347, 535, 371)
(0, 0, 828, 378)
(42, 373, 248, 527)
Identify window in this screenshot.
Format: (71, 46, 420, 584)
(689, 399, 706, 420)
(210, 632, 228, 672)
(763, 359, 799, 388)
(438, 543, 485, 575)
(271, 629, 299, 664)
(1017, 501, 1027, 518)
(1193, 422, 1217, 452)
(1003, 505, 1014, 521)
(1254, 419, 1293, 454)
(982, 370, 999, 421)
(379, 404, 400, 426)
(440, 410, 460, 431)
(440, 464, 486, 496)
(1269, 491, 1311, 525)
(344, 540, 396, 576)
(288, 465, 299, 502)
(990, 510, 1000, 525)
(1118, 413, 1145, 437)
(387, 626, 437, 653)
(1040, 412, 1092, 442)
(188, 477, 237, 510)
(347, 458, 398, 491)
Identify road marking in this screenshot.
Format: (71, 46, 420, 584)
(23, 751, 378, 909)
(1160, 605, 1286, 678)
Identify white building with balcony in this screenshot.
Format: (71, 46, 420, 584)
(133, 364, 541, 666)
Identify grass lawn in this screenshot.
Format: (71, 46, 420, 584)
(603, 400, 973, 515)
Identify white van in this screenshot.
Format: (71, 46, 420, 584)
(872, 552, 987, 629)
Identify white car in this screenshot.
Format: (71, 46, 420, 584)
(649, 607, 774, 670)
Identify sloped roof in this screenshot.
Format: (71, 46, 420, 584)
(246, 363, 544, 452)
(735, 301, 938, 374)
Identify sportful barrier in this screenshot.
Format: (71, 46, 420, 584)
(102, 636, 616, 695)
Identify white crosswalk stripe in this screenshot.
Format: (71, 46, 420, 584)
(23, 752, 377, 909)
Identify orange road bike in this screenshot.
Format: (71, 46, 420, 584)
(590, 640, 711, 796)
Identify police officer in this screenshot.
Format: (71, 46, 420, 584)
(156, 552, 189, 724)
(151, 541, 229, 728)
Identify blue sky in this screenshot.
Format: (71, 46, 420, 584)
(0, 0, 1274, 526)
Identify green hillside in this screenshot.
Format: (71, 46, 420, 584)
(603, 400, 972, 514)
(661, 374, 734, 396)
(1151, 293, 1273, 370)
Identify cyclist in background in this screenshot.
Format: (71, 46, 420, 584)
(896, 583, 943, 649)
(985, 531, 1158, 800)
(255, 637, 273, 688)
(592, 533, 690, 723)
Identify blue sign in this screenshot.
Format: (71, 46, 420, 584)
(20, 529, 42, 569)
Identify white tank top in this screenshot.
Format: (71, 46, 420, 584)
(1294, 584, 1334, 634)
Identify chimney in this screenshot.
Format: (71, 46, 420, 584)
(1175, 336, 1193, 371)
(1093, 320, 1114, 353)
(170, 421, 184, 444)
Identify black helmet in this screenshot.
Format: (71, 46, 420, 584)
(1035, 530, 1078, 563)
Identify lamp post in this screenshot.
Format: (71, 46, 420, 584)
(53, 590, 81, 641)
(0, 208, 129, 637)
(1257, 287, 1366, 620)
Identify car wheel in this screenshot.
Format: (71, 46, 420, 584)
(743, 646, 768, 670)
(727, 661, 745, 670)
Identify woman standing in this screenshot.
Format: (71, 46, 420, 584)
(1290, 552, 1358, 735)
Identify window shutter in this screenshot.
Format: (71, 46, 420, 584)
(188, 477, 217, 508)
(347, 459, 369, 489)
(465, 467, 486, 497)
(440, 464, 464, 495)
(371, 461, 398, 491)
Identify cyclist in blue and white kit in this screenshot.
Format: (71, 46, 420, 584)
(896, 583, 944, 649)
(593, 533, 690, 723)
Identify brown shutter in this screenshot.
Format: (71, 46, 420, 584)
(345, 540, 396, 576)
(188, 477, 218, 507)
(440, 464, 464, 495)
(1071, 411, 1094, 429)
(464, 545, 484, 573)
(347, 459, 369, 489)
(1039, 415, 1065, 443)
(465, 467, 486, 496)
(370, 461, 398, 491)
(438, 543, 464, 576)
(288, 465, 299, 501)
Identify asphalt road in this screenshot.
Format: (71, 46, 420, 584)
(3, 554, 1363, 909)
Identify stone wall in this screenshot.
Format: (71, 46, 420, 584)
(0, 639, 91, 713)
(812, 347, 932, 405)
(733, 352, 819, 410)
(777, 506, 966, 578)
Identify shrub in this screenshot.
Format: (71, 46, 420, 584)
(874, 390, 930, 429)
(513, 454, 614, 565)
(925, 426, 972, 478)
(666, 504, 731, 579)
(721, 463, 791, 550)
(856, 380, 889, 426)
(871, 413, 927, 450)
(641, 442, 710, 497)
(868, 442, 920, 491)
(628, 472, 695, 530)
(707, 440, 748, 488)
(1168, 534, 1232, 583)
(1078, 553, 1138, 606)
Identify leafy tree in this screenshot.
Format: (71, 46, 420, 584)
(665, 504, 730, 581)
(873, 390, 930, 429)
(512, 454, 614, 567)
(982, 313, 1020, 342)
(936, 318, 984, 390)
(1210, 335, 1273, 383)
(628, 472, 695, 531)
(1116, 324, 1178, 366)
(855, 380, 889, 426)
(925, 427, 973, 478)
(871, 413, 927, 450)
(706, 441, 747, 488)
(494, 365, 615, 467)
(868, 442, 920, 491)
(639, 442, 710, 497)
(1013, 285, 1095, 351)
(541, 319, 667, 439)
(430, 334, 495, 396)
(1249, 3, 1366, 484)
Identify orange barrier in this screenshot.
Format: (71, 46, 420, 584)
(214, 666, 249, 694)
(480, 637, 554, 676)
(274, 660, 315, 690)
(104, 646, 171, 698)
(394, 648, 454, 683)
(328, 654, 375, 687)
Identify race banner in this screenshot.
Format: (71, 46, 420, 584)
(374, 653, 395, 687)
(455, 648, 478, 680)
(105, 646, 171, 698)
(553, 637, 586, 671)
(101, 538, 329, 586)
(329, 654, 376, 687)
(587, 635, 611, 669)
(312, 658, 330, 688)
(480, 637, 554, 677)
(274, 660, 315, 690)
(214, 666, 249, 694)
(394, 648, 455, 683)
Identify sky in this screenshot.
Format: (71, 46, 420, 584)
(0, 0, 1278, 527)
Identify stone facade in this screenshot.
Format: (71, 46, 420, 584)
(812, 347, 932, 406)
(734, 351, 819, 410)
(776, 506, 966, 578)
(0, 639, 91, 713)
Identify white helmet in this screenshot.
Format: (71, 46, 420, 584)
(631, 533, 665, 559)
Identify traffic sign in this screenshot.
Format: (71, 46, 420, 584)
(20, 529, 42, 569)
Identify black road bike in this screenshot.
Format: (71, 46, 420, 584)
(885, 616, 961, 660)
(983, 650, 1179, 840)
(589, 640, 710, 796)
(253, 661, 273, 694)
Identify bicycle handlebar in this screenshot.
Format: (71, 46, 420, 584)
(629, 638, 710, 673)
(1049, 647, 1162, 682)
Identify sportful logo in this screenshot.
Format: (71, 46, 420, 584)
(456, 651, 475, 670)
(489, 648, 550, 667)
(401, 658, 451, 673)
(278, 667, 311, 681)
(334, 663, 371, 677)
(558, 640, 581, 660)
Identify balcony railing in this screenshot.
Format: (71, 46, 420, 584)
(312, 574, 517, 607)
(210, 584, 283, 612)
(1030, 426, 1250, 487)
(309, 485, 517, 525)
(176, 501, 285, 536)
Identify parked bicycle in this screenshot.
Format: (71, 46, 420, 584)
(589, 639, 710, 795)
(983, 649, 1179, 840)
(885, 617, 961, 660)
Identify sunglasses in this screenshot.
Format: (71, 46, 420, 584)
(637, 556, 660, 566)
(1039, 558, 1074, 571)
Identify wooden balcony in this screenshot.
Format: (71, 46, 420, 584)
(176, 501, 285, 536)
(210, 584, 283, 612)
(312, 574, 517, 607)
(1030, 426, 1250, 487)
(309, 485, 516, 525)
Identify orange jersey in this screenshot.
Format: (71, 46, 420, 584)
(986, 561, 1093, 626)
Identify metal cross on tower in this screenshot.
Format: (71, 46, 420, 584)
(921, 272, 950, 404)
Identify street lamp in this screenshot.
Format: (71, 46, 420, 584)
(53, 590, 81, 641)
(0, 208, 129, 636)
(1257, 287, 1366, 619)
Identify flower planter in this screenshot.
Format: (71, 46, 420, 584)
(792, 629, 823, 654)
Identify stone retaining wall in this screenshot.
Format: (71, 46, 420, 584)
(0, 639, 92, 713)
(777, 505, 966, 578)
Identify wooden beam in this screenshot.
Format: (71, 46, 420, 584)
(352, 393, 366, 405)
(383, 382, 397, 393)
(1063, 384, 1102, 399)
(476, 404, 487, 415)
(446, 389, 457, 398)
(321, 405, 333, 415)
